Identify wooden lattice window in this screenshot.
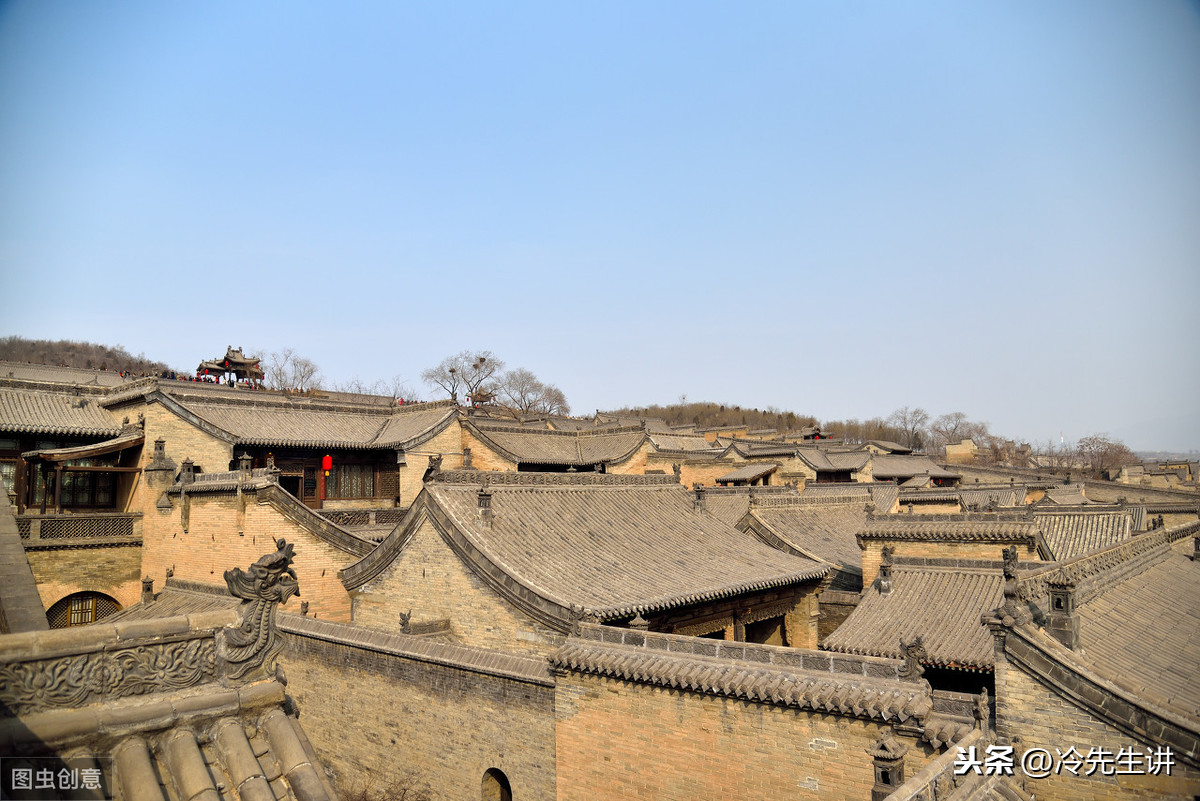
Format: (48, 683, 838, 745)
(327, 464, 375, 499)
(46, 592, 122, 629)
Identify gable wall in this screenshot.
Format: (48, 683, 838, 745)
(351, 517, 564, 657)
(995, 649, 1200, 800)
(144, 492, 355, 621)
(460, 428, 518, 472)
(280, 633, 555, 801)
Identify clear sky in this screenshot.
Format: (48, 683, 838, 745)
(2, 1, 1197, 452)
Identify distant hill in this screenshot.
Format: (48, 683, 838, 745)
(602, 401, 818, 432)
(0, 336, 176, 376)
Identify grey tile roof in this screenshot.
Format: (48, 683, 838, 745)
(793, 448, 871, 472)
(554, 623, 935, 724)
(857, 517, 1043, 546)
(821, 560, 1005, 670)
(1041, 484, 1090, 504)
(348, 473, 828, 621)
(747, 498, 872, 573)
(715, 463, 779, 483)
(871, 454, 960, 480)
(465, 421, 646, 466)
(958, 488, 1021, 509)
(170, 395, 456, 450)
(702, 486, 800, 526)
(799, 482, 899, 514)
(1076, 548, 1200, 717)
(0, 361, 130, 387)
(0, 387, 121, 437)
(1033, 510, 1132, 560)
(105, 578, 239, 622)
(647, 433, 722, 452)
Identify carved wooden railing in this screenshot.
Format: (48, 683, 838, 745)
(16, 512, 142, 542)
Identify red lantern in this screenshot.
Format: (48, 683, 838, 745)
(322, 455, 333, 473)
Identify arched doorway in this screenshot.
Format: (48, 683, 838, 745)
(481, 768, 511, 801)
(46, 591, 122, 628)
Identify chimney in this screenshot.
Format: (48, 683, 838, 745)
(180, 459, 196, 485)
(477, 487, 493, 527)
(867, 733, 909, 801)
(238, 452, 252, 478)
(153, 439, 167, 463)
(692, 483, 706, 513)
(1045, 572, 1080, 650)
(877, 546, 894, 595)
(141, 576, 155, 605)
(629, 613, 650, 631)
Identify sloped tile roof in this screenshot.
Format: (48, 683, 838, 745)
(554, 623, 934, 724)
(702, 486, 800, 526)
(822, 560, 1005, 670)
(871, 454, 960, 480)
(1033, 510, 1132, 560)
(0, 387, 120, 437)
(748, 498, 872, 572)
(353, 473, 828, 621)
(857, 517, 1042, 546)
(958, 488, 1021, 509)
(368, 406, 458, 448)
(716, 463, 778, 483)
(647, 433, 722, 452)
(0, 361, 130, 387)
(1076, 548, 1200, 717)
(466, 422, 646, 466)
(168, 395, 456, 450)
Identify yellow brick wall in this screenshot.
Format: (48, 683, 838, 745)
(352, 517, 563, 657)
(27, 544, 143, 612)
(861, 540, 1040, 586)
(399, 422, 464, 503)
(555, 673, 934, 801)
(142, 490, 356, 621)
(996, 654, 1200, 800)
(460, 428, 518, 472)
(280, 640, 556, 801)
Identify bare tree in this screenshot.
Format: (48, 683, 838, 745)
(887, 406, 930, 451)
(421, 351, 505, 403)
(260, 348, 323, 392)
(1076, 433, 1136, 476)
(332, 374, 420, 402)
(928, 412, 990, 457)
(497, 368, 571, 415)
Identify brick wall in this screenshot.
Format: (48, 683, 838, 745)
(861, 540, 1039, 587)
(399, 423, 464, 503)
(280, 632, 556, 801)
(995, 651, 1200, 800)
(352, 517, 564, 656)
(143, 490, 358, 622)
(460, 428, 518, 473)
(26, 542, 143, 612)
(555, 673, 934, 800)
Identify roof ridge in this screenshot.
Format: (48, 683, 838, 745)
(431, 470, 680, 487)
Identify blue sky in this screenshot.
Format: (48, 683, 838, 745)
(2, 1, 1197, 451)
